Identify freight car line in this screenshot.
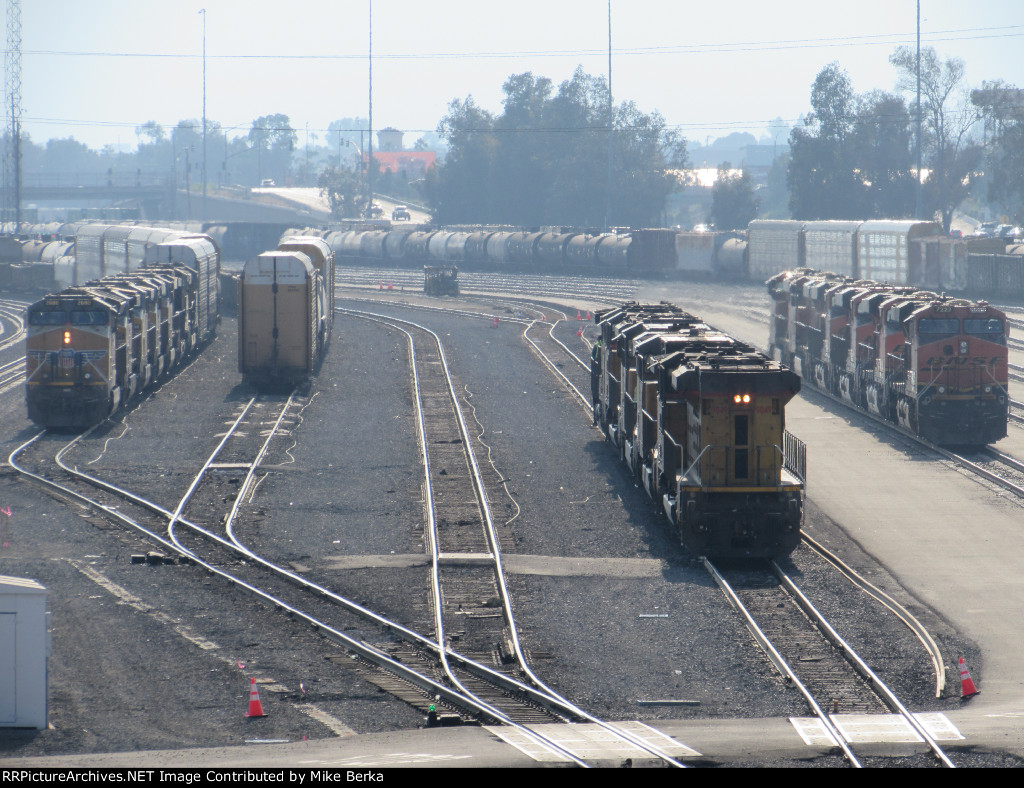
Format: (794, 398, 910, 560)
(704, 558, 956, 768)
(339, 307, 688, 766)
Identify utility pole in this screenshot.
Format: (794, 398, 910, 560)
(5, 0, 22, 231)
(604, 0, 613, 231)
(200, 8, 207, 223)
(367, 0, 374, 214)
(915, 0, 922, 220)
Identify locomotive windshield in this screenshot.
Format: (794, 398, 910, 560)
(917, 318, 959, 340)
(963, 318, 1006, 344)
(69, 310, 109, 326)
(28, 310, 67, 325)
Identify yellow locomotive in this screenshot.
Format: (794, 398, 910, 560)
(25, 236, 219, 428)
(594, 302, 805, 558)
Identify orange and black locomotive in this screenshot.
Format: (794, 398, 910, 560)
(767, 268, 1008, 445)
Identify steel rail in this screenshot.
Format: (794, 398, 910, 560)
(521, 319, 593, 419)
(702, 557, 862, 768)
(42, 387, 606, 742)
(341, 307, 689, 767)
(800, 532, 946, 698)
(771, 560, 956, 768)
(14, 425, 559, 755)
(344, 310, 589, 767)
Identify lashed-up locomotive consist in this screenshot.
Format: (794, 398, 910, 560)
(593, 302, 806, 558)
(767, 268, 1008, 445)
(25, 235, 220, 428)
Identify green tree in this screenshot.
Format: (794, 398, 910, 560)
(710, 164, 759, 230)
(788, 63, 862, 219)
(249, 114, 297, 186)
(890, 46, 982, 232)
(849, 91, 916, 218)
(972, 81, 1024, 223)
(427, 96, 497, 223)
(319, 165, 364, 219)
(430, 67, 687, 227)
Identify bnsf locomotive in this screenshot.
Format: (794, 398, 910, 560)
(25, 235, 220, 428)
(237, 236, 335, 389)
(767, 268, 1008, 446)
(593, 302, 806, 558)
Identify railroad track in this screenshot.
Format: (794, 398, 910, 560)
(352, 293, 959, 760)
(704, 558, 955, 768)
(0, 357, 26, 395)
(338, 306, 689, 766)
(336, 265, 637, 305)
(8, 400, 623, 766)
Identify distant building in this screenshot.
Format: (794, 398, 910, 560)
(377, 127, 404, 152)
(369, 151, 436, 180)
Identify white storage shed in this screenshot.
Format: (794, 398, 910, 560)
(0, 575, 49, 729)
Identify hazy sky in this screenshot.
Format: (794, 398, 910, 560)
(18, 0, 1024, 152)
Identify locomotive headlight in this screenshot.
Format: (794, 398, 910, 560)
(938, 386, 946, 394)
(63, 330, 71, 345)
(733, 394, 752, 404)
(959, 340, 968, 354)
(743, 394, 751, 404)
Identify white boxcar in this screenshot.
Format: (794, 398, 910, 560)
(747, 220, 806, 279)
(802, 220, 862, 277)
(856, 220, 940, 285)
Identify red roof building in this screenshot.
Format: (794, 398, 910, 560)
(367, 151, 436, 179)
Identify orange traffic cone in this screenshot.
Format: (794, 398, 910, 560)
(576, 328, 583, 337)
(576, 310, 582, 320)
(492, 316, 499, 328)
(379, 282, 383, 290)
(245, 677, 266, 717)
(959, 657, 979, 698)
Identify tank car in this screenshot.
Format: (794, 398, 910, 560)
(25, 238, 220, 429)
(767, 269, 1008, 445)
(238, 249, 328, 389)
(594, 302, 806, 558)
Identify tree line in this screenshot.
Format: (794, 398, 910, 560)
(712, 47, 1024, 233)
(5, 50, 1024, 230)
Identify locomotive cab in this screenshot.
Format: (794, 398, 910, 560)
(665, 354, 804, 558)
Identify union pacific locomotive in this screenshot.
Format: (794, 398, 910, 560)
(767, 269, 1008, 445)
(25, 236, 220, 428)
(594, 302, 806, 558)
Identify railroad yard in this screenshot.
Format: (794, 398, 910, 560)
(2, 271, 1024, 768)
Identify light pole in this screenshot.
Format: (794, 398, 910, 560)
(200, 8, 207, 222)
(604, 0, 613, 231)
(367, 0, 373, 212)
